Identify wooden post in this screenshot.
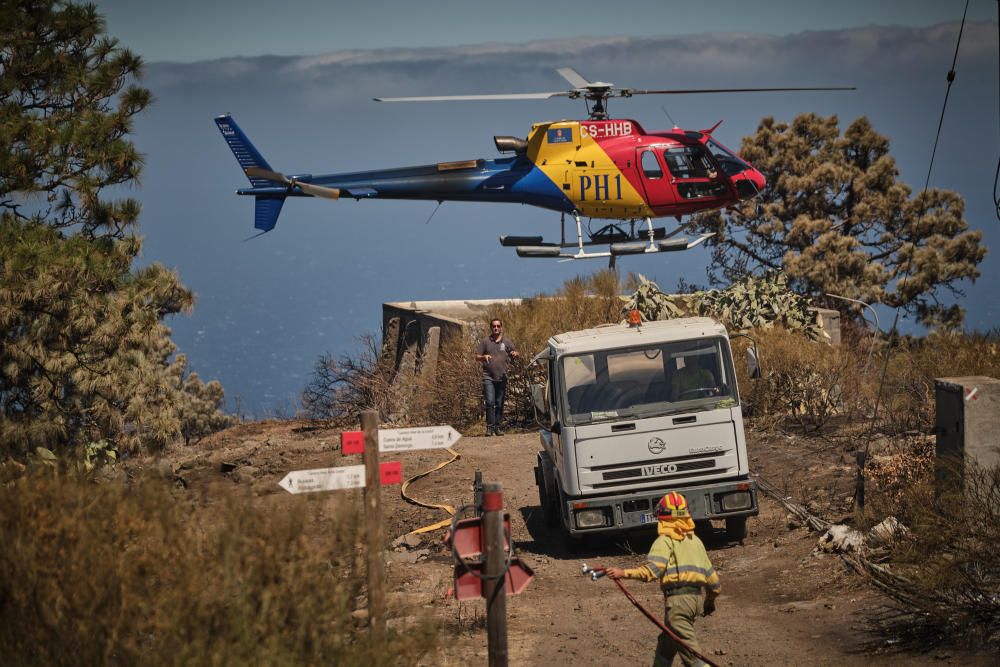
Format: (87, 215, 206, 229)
(482, 482, 508, 667)
(854, 449, 866, 509)
(362, 410, 386, 635)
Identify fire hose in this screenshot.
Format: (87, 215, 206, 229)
(398, 447, 461, 535)
(582, 564, 720, 667)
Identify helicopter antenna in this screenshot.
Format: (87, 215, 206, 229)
(424, 200, 443, 225)
(241, 229, 271, 242)
(660, 105, 678, 128)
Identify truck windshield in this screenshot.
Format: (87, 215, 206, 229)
(560, 337, 737, 425)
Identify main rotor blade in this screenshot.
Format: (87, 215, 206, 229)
(557, 67, 592, 88)
(374, 92, 570, 102)
(628, 86, 855, 95)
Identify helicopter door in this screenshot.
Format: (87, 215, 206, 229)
(661, 145, 728, 202)
(635, 149, 676, 209)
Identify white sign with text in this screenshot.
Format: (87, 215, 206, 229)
(378, 425, 461, 452)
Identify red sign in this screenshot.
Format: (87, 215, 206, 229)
(452, 559, 535, 600)
(379, 461, 402, 486)
(446, 515, 512, 559)
(341, 430, 364, 454)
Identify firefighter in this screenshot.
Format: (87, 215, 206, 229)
(606, 491, 720, 667)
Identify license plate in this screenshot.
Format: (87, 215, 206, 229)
(639, 512, 656, 525)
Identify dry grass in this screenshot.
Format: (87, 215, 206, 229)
(408, 329, 484, 430)
(732, 327, 868, 433)
(302, 274, 1000, 443)
(0, 472, 438, 666)
(878, 332, 1000, 434)
(865, 463, 1000, 649)
(303, 271, 630, 430)
(737, 328, 1000, 437)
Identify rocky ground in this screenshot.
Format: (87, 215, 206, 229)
(146, 420, 996, 666)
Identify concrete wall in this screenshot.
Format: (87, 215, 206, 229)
(810, 307, 841, 345)
(381, 299, 524, 383)
(935, 376, 1000, 490)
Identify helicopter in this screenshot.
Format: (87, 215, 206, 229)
(215, 68, 851, 262)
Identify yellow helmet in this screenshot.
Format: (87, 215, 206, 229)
(656, 491, 690, 519)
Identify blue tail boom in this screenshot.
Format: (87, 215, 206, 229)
(215, 114, 284, 232)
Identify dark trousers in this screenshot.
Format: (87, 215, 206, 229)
(482, 378, 507, 431)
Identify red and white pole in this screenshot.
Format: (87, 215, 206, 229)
(482, 482, 507, 666)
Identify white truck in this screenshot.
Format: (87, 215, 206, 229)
(531, 316, 758, 543)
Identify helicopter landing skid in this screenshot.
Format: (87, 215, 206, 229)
(511, 234, 713, 259)
(499, 215, 713, 261)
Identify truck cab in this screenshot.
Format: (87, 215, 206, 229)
(532, 317, 758, 542)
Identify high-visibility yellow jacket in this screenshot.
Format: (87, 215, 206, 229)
(623, 534, 721, 598)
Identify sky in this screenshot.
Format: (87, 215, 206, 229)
(97, 1, 996, 63)
(87, 1, 1000, 416)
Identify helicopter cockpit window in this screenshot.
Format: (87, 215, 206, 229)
(641, 151, 663, 179)
(663, 146, 716, 179)
(705, 138, 751, 177)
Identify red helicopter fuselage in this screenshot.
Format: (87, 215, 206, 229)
(520, 118, 765, 220)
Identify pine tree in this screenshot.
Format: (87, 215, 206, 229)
(1, 1, 230, 460)
(694, 114, 986, 327)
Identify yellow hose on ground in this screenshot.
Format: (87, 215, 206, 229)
(399, 447, 461, 535)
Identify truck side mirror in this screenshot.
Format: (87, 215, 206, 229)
(531, 383, 549, 418)
(746, 347, 761, 380)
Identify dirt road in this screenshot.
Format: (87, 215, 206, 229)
(161, 421, 993, 666)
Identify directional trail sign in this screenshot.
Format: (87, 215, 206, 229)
(378, 425, 462, 452)
(278, 462, 402, 494)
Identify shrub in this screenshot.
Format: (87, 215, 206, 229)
(736, 327, 867, 432)
(879, 332, 1000, 434)
(302, 334, 396, 424)
(622, 271, 824, 339)
(408, 329, 484, 430)
(303, 272, 628, 429)
(867, 463, 1000, 649)
(0, 473, 438, 665)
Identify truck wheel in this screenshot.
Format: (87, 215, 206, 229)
(538, 478, 559, 528)
(725, 516, 748, 542)
(564, 533, 588, 555)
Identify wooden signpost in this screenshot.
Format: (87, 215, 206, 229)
(361, 411, 385, 635)
(278, 415, 460, 637)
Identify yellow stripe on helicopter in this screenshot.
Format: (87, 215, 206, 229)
(526, 121, 653, 219)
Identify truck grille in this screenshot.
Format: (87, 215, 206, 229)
(592, 458, 720, 489)
(602, 459, 715, 481)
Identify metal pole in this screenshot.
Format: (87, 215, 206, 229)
(482, 482, 508, 667)
(361, 410, 386, 635)
(824, 293, 880, 371)
(473, 470, 484, 516)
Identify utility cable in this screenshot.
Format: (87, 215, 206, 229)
(994, 0, 1000, 222)
(924, 0, 969, 190)
(857, 0, 972, 507)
